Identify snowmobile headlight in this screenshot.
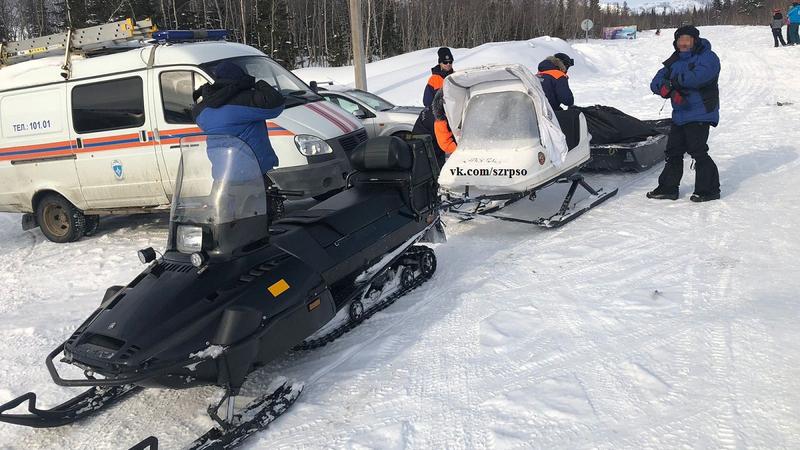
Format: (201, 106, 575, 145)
(294, 135, 333, 156)
(177, 225, 203, 253)
(190, 252, 207, 268)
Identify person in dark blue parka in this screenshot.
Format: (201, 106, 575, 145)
(537, 55, 574, 111)
(647, 25, 721, 203)
(192, 62, 285, 176)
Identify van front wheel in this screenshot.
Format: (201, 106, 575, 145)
(35, 193, 85, 243)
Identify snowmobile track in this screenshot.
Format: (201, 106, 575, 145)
(293, 246, 436, 352)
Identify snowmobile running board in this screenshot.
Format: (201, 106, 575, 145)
(444, 173, 618, 228)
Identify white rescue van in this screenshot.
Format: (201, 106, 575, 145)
(0, 31, 366, 243)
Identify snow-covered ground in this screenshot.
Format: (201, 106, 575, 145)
(1, 26, 799, 449)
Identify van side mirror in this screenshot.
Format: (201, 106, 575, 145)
(354, 108, 374, 119)
(310, 81, 318, 93)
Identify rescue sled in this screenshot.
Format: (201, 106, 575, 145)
(0, 135, 444, 449)
(579, 105, 672, 172)
(438, 64, 617, 228)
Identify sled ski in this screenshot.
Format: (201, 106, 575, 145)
(0, 384, 141, 428)
(445, 173, 616, 228)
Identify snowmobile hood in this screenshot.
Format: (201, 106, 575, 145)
(63, 244, 322, 382)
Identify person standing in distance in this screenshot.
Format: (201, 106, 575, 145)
(648, 26, 721, 203)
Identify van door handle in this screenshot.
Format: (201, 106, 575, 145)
(75, 138, 83, 149)
(140, 130, 148, 142)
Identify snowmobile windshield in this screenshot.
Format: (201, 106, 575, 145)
(200, 56, 322, 107)
(459, 91, 540, 149)
(172, 135, 268, 226)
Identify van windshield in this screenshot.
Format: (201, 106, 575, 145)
(200, 56, 322, 108)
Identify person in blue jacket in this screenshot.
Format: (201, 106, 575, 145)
(647, 25, 721, 203)
(788, 2, 800, 45)
(192, 61, 285, 177)
(192, 61, 286, 218)
(537, 55, 574, 111)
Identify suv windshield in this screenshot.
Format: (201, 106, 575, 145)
(200, 56, 322, 107)
(348, 89, 395, 111)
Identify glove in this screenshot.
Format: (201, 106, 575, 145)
(671, 89, 685, 105)
(659, 84, 671, 98)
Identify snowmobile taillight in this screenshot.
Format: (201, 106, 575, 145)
(137, 247, 157, 264)
(177, 225, 203, 253)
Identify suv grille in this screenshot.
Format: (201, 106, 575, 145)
(338, 129, 368, 153)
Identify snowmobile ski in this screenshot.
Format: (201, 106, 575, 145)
(188, 381, 301, 450)
(295, 245, 437, 351)
(0, 384, 141, 428)
(127, 382, 301, 450)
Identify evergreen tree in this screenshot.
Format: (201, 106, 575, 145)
(0, 0, 9, 41)
(711, 0, 722, 24)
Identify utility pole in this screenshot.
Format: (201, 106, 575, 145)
(349, 0, 367, 90)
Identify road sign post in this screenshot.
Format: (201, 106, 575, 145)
(581, 19, 594, 43)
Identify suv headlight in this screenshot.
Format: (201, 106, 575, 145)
(177, 225, 203, 253)
(294, 135, 333, 156)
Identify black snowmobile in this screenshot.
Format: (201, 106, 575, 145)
(577, 105, 672, 172)
(0, 134, 444, 449)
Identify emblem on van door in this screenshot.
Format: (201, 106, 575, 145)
(112, 160, 124, 179)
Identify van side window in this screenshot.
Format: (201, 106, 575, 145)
(160, 71, 209, 124)
(72, 77, 145, 133)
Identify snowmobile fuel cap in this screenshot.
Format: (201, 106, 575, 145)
(268, 279, 290, 297)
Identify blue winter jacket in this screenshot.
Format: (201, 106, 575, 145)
(537, 59, 574, 111)
(650, 38, 720, 126)
(788, 5, 800, 22)
(192, 77, 285, 176)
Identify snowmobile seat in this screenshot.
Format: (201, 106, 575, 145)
(554, 108, 582, 151)
(272, 136, 439, 275)
(347, 136, 440, 215)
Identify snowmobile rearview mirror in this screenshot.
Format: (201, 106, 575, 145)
(137, 247, 156, 264)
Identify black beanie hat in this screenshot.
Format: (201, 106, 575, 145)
(674, 25, 700, 41)
(554, 53, 574, 69)
(437, 47, 454, 64)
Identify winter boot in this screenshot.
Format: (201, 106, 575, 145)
(690, 192, 720, 202)
(646, 189, 678, 200)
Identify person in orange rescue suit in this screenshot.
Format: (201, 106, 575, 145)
(431, 90, 457, 157)
(423, 47, 454, 108)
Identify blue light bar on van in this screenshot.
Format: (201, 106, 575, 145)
(152, 29, 228, 42)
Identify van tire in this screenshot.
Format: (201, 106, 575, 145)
(35, 193, 85, 243)
(83, 215, 100, 236)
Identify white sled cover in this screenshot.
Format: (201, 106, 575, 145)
(439, 64, 571, 193)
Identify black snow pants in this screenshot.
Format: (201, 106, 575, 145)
(773, 28, 788, 47)
(656, 122, 720, 196)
